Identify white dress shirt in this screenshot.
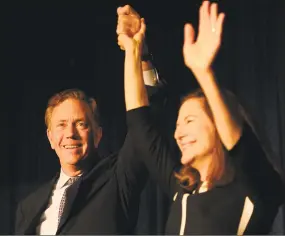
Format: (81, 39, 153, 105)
(36, 170, 79, 235)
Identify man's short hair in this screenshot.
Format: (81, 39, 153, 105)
(45, 88, 100, 130)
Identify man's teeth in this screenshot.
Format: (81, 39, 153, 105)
(64, 145, 80, 149)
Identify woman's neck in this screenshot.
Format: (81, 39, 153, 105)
(191, 154, 213, 182)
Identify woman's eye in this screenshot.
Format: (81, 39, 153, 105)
(186, 119, 193, 124)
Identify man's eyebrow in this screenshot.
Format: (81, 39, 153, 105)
(56, 119, 67, 123)
(74, 118, 86, 122)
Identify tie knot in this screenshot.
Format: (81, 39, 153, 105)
(66, 176, 79, 186)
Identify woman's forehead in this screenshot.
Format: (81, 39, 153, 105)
(179, 98, 206, 115)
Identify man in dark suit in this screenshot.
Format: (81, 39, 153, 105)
(14, 5, 164, 235)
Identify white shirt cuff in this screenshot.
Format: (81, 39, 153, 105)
(143, 69, 159, 86)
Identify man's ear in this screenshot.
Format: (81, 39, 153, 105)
(94, 127, 102, 148)
(47, 129, 55, 150)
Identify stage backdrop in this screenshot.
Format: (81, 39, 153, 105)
(2, 0, 285, 234)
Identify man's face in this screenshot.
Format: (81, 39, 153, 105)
(47, 98, 101, 168)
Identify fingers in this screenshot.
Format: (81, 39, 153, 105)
(117, 5, 140, 17)
(117, 33, 130, 50)
(216, 13, 225, 37)
(198, 1, 225, 34)
(211, 3, 225, 36)
(117, 38, 125, 50)
(116, 15, 129, 35)
(210, 3, 218, 28)
(133, 18, 146, 42)
(117, 5, 130, 15)
(116, 5, 141, 37)
(199, 1, 210, 34)
(184, 23, 195, 46)
(117, 18, 145, 50)
(116, 5, 146, 51)
(116, 15, 141, 36)
(139, 18, 146, 36)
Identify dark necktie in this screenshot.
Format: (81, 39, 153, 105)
(57, 177, 79, 227)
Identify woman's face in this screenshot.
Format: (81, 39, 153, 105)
(174, 97, 218, 165)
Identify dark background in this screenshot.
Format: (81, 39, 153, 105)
(2, 0, 285, 234)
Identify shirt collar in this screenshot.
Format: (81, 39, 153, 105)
(56, 169, 82, 189)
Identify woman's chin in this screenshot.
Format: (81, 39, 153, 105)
(181, 154, 195, 165)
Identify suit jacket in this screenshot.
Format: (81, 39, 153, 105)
(14, 85, 169, 235)
(15, 133, 148, 234)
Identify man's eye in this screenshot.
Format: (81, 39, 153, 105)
(78, 122, 88, 128)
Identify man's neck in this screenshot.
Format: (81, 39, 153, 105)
(61, 167, 83, 177)
(61, 152, 99, 177)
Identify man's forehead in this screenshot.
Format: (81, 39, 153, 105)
(54, 117, 86, 122)
(51, 100, 91, 119)
(56, 99, 90, 110)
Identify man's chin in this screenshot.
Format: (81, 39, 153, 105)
(61, 155, 84, 165)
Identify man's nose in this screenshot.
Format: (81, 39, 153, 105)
(65, 124, 77, 139)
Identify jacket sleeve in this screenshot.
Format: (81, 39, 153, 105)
(125, 106, 180, 199)
(115, 82, 177, 219)
(229, 122, 285, 206)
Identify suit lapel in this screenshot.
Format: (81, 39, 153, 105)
(56, 154, 116, 234)
(80, 153, 116, 202)
(20, 175, 58, 234)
